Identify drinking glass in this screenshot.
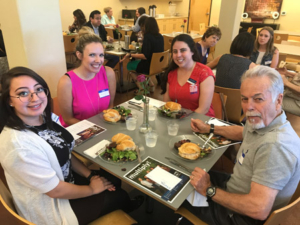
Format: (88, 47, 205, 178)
(167, 121, 179, 136)
(126, 115, 137, 131)
(145, 131, 158, 147)
(148, 108, 157, 121)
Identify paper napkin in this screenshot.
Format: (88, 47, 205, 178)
(186, 190, 209, 207)
(83, 139, 110, 159)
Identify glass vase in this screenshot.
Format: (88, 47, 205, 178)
(139, 97, 152, 133)
(118, 32, 121, 45)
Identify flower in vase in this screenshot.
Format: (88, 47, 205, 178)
(134, 74, 150, 102)
(115, 24, 120, 34)
(181, 19, 187, 33)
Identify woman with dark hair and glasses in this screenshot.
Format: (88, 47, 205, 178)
(121, 17, 164, 94)
(0, 67, 141, 225)
(161, 34, 215, 116)
(69, 9, 87, 33)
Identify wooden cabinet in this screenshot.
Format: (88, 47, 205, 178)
(157, 17, 188, 34)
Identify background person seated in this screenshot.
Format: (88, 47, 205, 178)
(250, 26, 279, 68)
(68, 9, 86, 33)
(161, 34, 215, 117)
(84, 10, 119, 69)
(58, 28, 116, 127)
(101, 7, 121, 40)
(207, 32, 256, 89)
(182, 66, 300, 225)
(130, 7, 149, 43)
(196, 26, 222, 65)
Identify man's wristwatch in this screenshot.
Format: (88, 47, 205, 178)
(86, 171, 97, 182)
(206, 186, 216, 202)
(209, 124, 215, 134)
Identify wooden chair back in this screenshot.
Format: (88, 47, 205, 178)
(105, 28, 114, 40)
(88, 209, 137, 225)
(215, 86, 244, 124)
(274, 33, 289, 44)
(163, 35, 173, 51)
(256, 27, 263, 38)
(63, 34, 78, 53)
(148, 50, 170, 77)
(212, 92, 227, 120)
(175, 206, 208, 225)
(281, 40, 300, 47)
(0, 179, 35, 224)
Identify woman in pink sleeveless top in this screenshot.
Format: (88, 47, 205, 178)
(57, 28, 116, 127)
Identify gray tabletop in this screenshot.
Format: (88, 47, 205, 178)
(74, 100, 229, 210)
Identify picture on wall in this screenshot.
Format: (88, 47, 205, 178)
(244, 0, 283, 19)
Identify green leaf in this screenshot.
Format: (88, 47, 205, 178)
(135, 95, 143, 100)
(112, 151, 119, 161)
(128, 151, 137, 160)
(119, 151, 125, 159)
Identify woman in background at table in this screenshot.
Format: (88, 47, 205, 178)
(207, 32, 256, 89)
(58, 27, 116, 127)
(161, 34, 215, 117)
(0, 67, 138, 225)
(69, 9, 86, 33)
(121, 17, 164, 94)
(101, 7, 120, 40)
(250, 26, 279, 68)
(196, 26, 222, 64)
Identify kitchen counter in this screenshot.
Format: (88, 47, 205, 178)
(119, 16, 188, 20)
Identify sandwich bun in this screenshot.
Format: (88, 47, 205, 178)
(103, 109, 121, 122)
(164, 102, 181, 112)
(111, 133, 132, 144)
(116, 140, 136, 151)
(129, 44, 135, 50)
(178, 142, 201, 160)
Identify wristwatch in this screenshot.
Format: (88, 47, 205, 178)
(206, 186, 216, 202)
(86, 171, 97, 182)
(209, 124, 215, 134)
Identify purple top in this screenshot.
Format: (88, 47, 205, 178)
(59, 66, 110, 127)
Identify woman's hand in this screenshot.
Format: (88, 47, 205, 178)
(276, 67, 287, 75)
(120, 53, 130, 63)
(89, 176, 115, 194)
(280, 74, 289, 86)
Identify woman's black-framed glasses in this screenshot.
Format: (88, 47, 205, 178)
(10, 88, 49, 103)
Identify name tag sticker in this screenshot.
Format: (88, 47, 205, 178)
(187, 78, 196, 85)
(99, 89, 109, 98)
(189, 84, 198, 94)
(265, 60, 272, 65)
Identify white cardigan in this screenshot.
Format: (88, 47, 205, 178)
(0, 127, 78, 225)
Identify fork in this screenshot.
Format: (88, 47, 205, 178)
(201, 133, 214, 149)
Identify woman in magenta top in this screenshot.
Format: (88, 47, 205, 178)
(161, 34, 215, 117)
(58, 27, 116, 127)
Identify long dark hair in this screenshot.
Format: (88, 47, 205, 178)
(73, 9, 86, 29)
(144, 17, 160, 36)
(0, 67, 53, 132)
(161, 34, 200, 94)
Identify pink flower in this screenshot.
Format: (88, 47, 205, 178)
(125, 14, 128, 18)
(137, 74, 146, 83)
(184, 19, 187, 23)
(115, 24, 119, 28)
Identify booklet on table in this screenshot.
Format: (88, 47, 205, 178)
(124, 156, 190, 203)
(66, 120, 106, 147)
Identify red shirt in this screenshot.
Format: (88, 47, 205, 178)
(167, 62, 215, 117)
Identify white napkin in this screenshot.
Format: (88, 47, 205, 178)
(128, 98, 165, 108)
(83, 140, 110, 158)
(186, 190, 209, 207)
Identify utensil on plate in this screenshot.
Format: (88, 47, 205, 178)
(201, 133, 214, 149)
(165, 157, 193, 173)
(128, 105, 143, 112)
(128, 101, 142, 106)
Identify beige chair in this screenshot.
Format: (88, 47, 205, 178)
(212, 92, 227, 120)
(63, 34, 78, 53)
(0, 179, 137, 225)
(163, 35, 173, 51)
(278, 53, 287, 66)
(274, 33, 289, 44)
(105, 27, 114, 40)
(247, 26, 253, 33)
(199, 23, 206, 35)
(147, 50, 170, 78)
(256, 27, 263, 38)
(281, 40, 300, 47)
(286, 63, 300, 72)
(215, 86, 244, 124)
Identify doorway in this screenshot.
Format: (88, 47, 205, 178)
(188, 0, 212, 32)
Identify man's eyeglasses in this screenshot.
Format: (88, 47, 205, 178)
(10, 87, 49, 103)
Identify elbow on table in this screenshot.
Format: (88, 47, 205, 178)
(248, 205, 271, 221)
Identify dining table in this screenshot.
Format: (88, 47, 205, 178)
(73, 97, 232, 210)
(276, 43, 300, 62)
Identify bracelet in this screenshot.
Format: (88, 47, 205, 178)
(209, 124, 215, 134)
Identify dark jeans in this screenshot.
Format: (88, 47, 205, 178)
(180, 171, 265, 225)
(105, 54, 119, 68)
(70, 169, 131, 225)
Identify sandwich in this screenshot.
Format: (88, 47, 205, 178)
(129, 44, 136, 50)
(164, 102, 181, 113)
(100, 133, 137, 162)
(103, 109, 121, 122)
(178, 142, 201, 160)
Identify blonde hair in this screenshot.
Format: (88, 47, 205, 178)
(254, 26, 276, 56)
(76, 27, 102, 54)
(104, 7, 112, 14)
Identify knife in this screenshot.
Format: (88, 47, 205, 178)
(128, 105, 143, 112)
(165, 157, 194, 173)
(136, 146, 142, 163)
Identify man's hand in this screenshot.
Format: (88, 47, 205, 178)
(191, 118, 210, 133)
(276, 67, 287, 75)
(89, 176, 115, 194)
(190, 167, 211, 196)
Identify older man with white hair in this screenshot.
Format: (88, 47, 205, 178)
(182, 66, 300, 225)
